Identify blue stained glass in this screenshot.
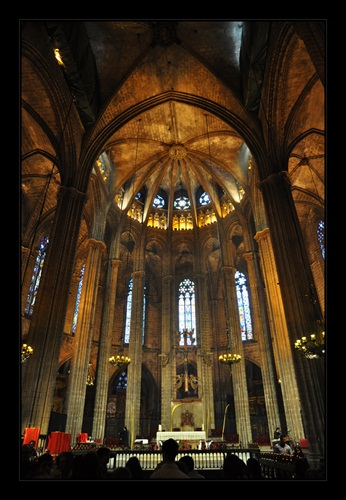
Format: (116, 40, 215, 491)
(199, 192, 210, 205)
(153, 194, 165, 208)
(235, 271, 253, 341)
(24, 236, 49, 315)
(124, 278, 133, 344)
(178, 279, 197, 345)
(72, 264, 85, 334)
(317, 220, 325, 260)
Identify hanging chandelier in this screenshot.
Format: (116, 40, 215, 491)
(294, 327, 325, 359)
(219, 352, 241, 365)
(21, 344, 33, 363)
(109, 354, 131, 366)
(218, 328, 241, 366)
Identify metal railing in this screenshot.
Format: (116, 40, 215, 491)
(71, 446, 259, 471)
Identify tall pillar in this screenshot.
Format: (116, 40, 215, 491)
(259, 171, 325, 460)
(92, 258, 121, 441)
(125, 270, 145, 447)
(21, 186, 87, 435)
(195, 273, 215, 436)
(65, 238, 106, 444)
(254, 229, 305, 443)
(243, 250, 281, 438)
(160, 274, 175, 432)
(222, 266, 252, 446)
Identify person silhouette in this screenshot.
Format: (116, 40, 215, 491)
(150, 438, 189, 479)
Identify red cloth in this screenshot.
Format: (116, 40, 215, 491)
(23, 428, 40, 447)
(300, 438, 308, 448)
(78, 433, 88, 443)
(47, 432, 71, 456)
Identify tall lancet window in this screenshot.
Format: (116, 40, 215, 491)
(124, 278, 146, 345)
(317, 220, 325, 260)
(24, 235, 49, 315)
(178, 278, 197, 345)
(124, 278, 133, 344)
(72, 263, 85, 335)
(235, 270, 253, 341)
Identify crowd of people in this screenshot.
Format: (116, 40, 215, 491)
(20, 433, 325, 481)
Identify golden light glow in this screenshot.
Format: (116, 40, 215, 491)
(21, 344, 33, 363)
(54, 48, 65, 67)
(295, 331, 325, 359)
(218, 353, 241, 365)
(109, 355, 131, 366)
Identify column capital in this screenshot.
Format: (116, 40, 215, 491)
(258, 170, 291, 191)
(254, 227, 270, 243)
(88, 238, 107, 253)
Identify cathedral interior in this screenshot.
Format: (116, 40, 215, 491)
(21, 20, 325, 467)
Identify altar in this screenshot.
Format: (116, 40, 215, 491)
(156, 430, 206, 449)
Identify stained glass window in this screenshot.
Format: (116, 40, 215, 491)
(116, 371, 128, 390)
(178, 278, 197, 345)
(24, 236, 49, 315)
(153, 194, 165, 208)
(72, 263, 85, 334)
(124, 278, 133, 344)
(124, 278, 146, 345)
(199, 191, 210, 205)
(174, 194, 190, 210)
(235, 270, 253, 341)
(317, 220, 325, 260)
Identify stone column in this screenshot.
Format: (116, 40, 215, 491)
(65, 238, 106, 444)
(222, 265, 252, 446)
(195, 273, 215, 436)
(125, 270, 145, 447)
(259, 171, 325, 460)
(254, 229, 305, 443)
(21, 186, 87, 435)
(92, 258, 121, 441)
(160, 274, 175, 432)
(243, 250, 281, 439)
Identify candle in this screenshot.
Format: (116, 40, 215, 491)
(158, 424, 162, 431)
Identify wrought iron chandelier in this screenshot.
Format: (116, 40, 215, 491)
(109, 354, 131, 367)
(218, 328, 241, 366)
(219, 352, 242, 365)
(21, 343, 33, 363)
(294, 324, 325, 359)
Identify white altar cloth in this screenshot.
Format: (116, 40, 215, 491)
(156, 430, 206, 446)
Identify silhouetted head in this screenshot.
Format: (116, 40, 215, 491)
(162, 438, 179, 461)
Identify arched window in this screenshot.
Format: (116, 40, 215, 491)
(124, 278, 146, 345)
(152, 194, 165, 209)
(178, 278, 197, 345)
(24, 235, 49, 315)
(124, 278, 133, 344)
(116, 371, 128, 390)
(72, 263, 85, 334)
(235, 271, 253, 341)
(199, 191, 210, 206)
(317, 220, 325, 260)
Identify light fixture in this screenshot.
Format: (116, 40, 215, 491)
(21, 344, 33, 363)
(295, 324, 325, 359)
(219, 352, 242, 365)
(109, 354, 131, 367)
(218, 328, 241, 367)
